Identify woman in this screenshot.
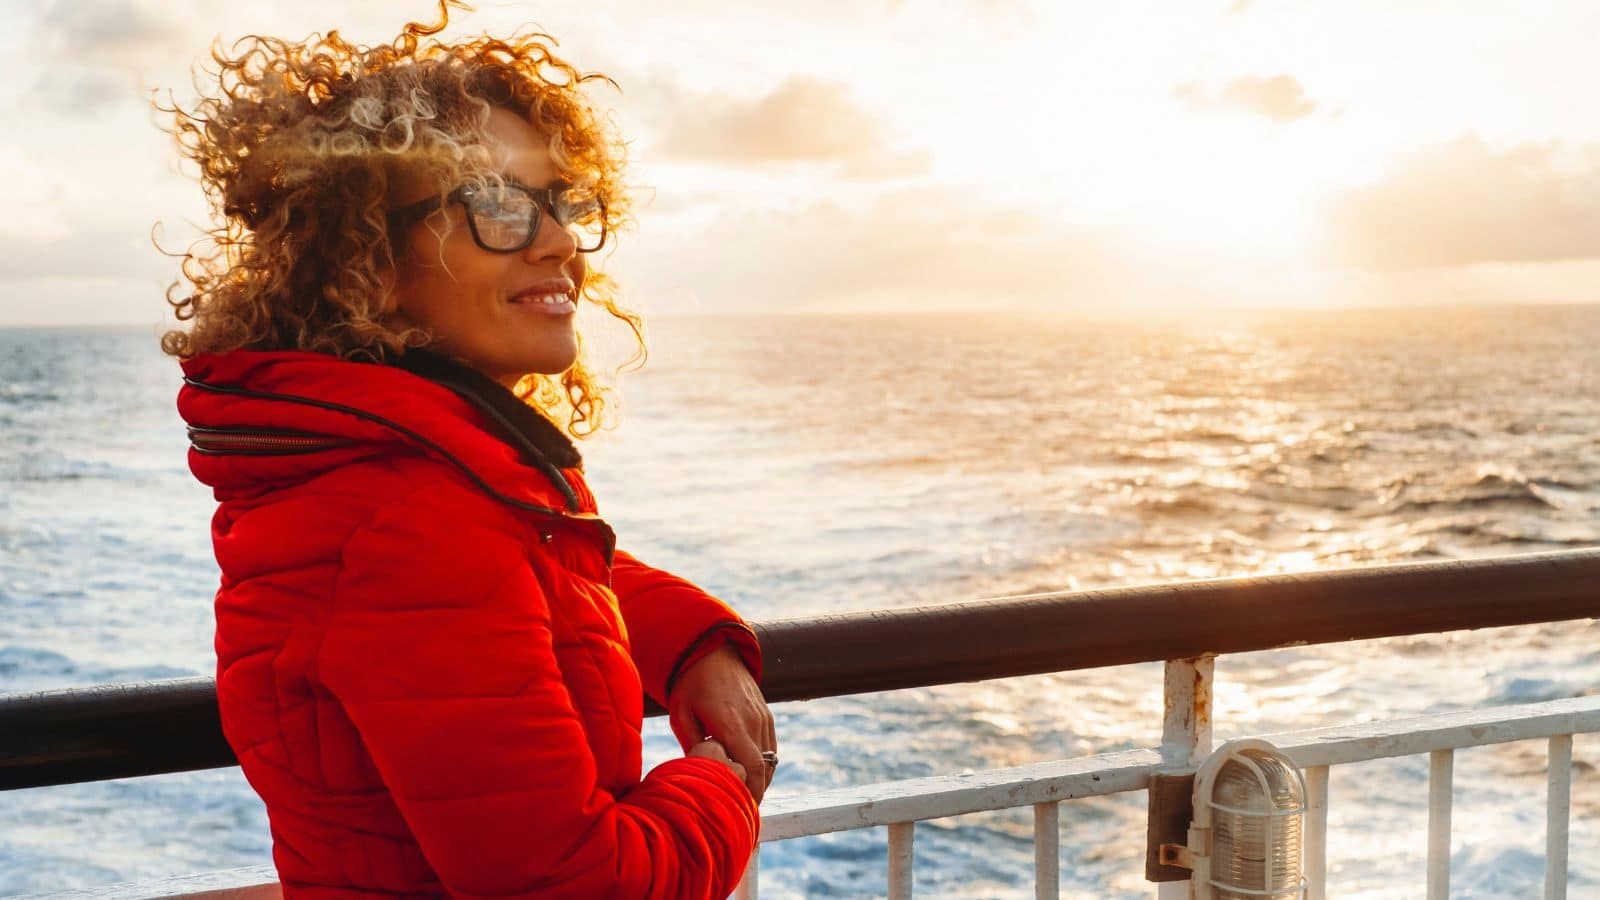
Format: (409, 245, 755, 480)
(162, 4, 774, 897)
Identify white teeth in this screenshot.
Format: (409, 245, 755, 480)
(514, 292, 571, 305)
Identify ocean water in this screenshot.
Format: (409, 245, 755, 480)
(2, 306, 1597, 898)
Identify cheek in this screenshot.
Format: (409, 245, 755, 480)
(402, 227, 510, 301)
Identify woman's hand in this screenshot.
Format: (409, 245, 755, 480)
(686, 737, 747, 784)
(668, 644, 777, 801)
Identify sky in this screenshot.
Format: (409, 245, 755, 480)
(2, 0, 1599, 326)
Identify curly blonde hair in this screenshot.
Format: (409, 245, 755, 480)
(158, 1, 643, 437)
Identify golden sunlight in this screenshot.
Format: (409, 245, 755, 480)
(1035, 111, 1372, 264)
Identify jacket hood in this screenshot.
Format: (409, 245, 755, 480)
(178, 350, 591, 515)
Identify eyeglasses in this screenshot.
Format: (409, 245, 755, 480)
(387, 179, 608, 254)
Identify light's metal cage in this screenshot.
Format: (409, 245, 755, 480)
(1181, 738, 1309, 899)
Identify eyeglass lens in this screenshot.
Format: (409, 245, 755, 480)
(465, 184, 604, 252)
(557, 195, 606, 253)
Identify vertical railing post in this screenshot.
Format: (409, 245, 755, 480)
(1546, 734, 1572, 899)
(1160, 656, 1216, 767)
(1304, 765, 1330, 900)
(1427, 749, 1454, 900)
(735, 847, 759, 900)
(1158, 656, 1215, 900)
(888, 821, 915, 899)
(1034, 801, 1060, 899)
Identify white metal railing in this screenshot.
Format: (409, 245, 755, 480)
(732, 660, 1596, 900)
(21, 662, 1598, 900)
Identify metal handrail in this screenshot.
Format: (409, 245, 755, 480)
(5, 548, 1599, 791)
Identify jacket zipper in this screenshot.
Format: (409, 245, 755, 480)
(188, 426, 353, 455)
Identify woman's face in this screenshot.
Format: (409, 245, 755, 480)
(386, 106, 586, 388)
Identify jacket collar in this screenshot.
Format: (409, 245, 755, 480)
(392, 349, 583, 471)
(178, 349, 590, 515)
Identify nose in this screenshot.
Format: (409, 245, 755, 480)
(523, 204, 577, 265)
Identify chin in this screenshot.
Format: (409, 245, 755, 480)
(506, 337, 579, 376)
(518, 352, 580, 380)
(538, 347, 581, 376)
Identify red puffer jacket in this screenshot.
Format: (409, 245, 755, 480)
(178, 350, 761, 899)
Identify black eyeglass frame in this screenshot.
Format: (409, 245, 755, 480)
(386, 179, 608, 254)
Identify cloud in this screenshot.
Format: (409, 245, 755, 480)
(610, 181, 1383, 315)
(38, 0, 174, 56)
(0, 148, 75, 242)
(26, 0, 214, 115)
(631, 75, 928, 178)
(609, 184, 1158, 314)
(29, 69, 136, 115)
(0, 220, 178, 328)
(0, 274, 172, 328)
(0, 219, 171, 284)
(1323, 135, 1600, 270)
(1174, 74, 1318, 123)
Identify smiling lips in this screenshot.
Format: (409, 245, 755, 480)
(508, 280, 576, 315)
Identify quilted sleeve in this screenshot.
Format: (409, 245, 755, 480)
(609, 549, 763, 706)
(316, 483, 758, 900)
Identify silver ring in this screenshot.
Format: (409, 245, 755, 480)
(760, 750, 779, 767)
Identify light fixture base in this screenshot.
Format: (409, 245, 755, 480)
(1145, 770, 1198, 882)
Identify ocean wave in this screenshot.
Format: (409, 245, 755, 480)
(1449, 846, 1552, 899)
(0, 384, 63, 404)
(0, 648, 202, 694)
(1474, 519, 1600, 545)
(1248, 480, 1369, 511)
(1395, 420, 1481, 438)
(0, 645, 80, 682)
(93, 662, 202, 683)
(1127, 491, 1231, 516)
(1490, 676, 1594, 706)
(1379, 470, 1568, 513)
(1303, 440, 1374, 464)
(1171, 425, 1260, 444)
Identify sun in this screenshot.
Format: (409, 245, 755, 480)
(1045, 112, 1351, 264)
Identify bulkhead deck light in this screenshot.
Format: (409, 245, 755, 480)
(1162, 738, 1308, 899)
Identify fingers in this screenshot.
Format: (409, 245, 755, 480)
(668, 704, 700, 753)
(666, 662, 780, 801)
(735, 705, 779, 802)
(688, 707, 770, 801)
(766, 711, 779, 768)
(723, 731, 767, 803)
(685, 736, 746, 783)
